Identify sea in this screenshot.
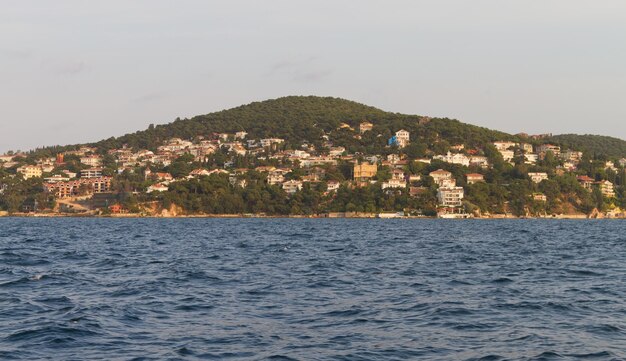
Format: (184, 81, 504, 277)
(0, 218, 625, 360)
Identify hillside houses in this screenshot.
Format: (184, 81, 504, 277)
(2, 118, 624, 219)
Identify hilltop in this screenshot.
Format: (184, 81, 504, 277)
(92, 96, 516, 154)
(24, 96, 626, 159)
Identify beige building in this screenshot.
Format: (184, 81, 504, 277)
(359, 121, 373, 134)
(353, 163, 377, 185)
(81, 168, 104, 179)
(597, 180, 615, 197)
(466, 173, 484, 184)
(282, 180, 303, 194)
(17, 165, 43, 179)
(429, 169, 453, 187)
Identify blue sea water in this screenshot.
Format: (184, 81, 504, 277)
(0, 218, 625, 361)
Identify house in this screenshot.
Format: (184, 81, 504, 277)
(536, 144, 561, 157)
(408, 174, 421, 183)
(299, 157, 337, 167)
(80, 155, 103, 167)
(0, 154, 14, 163)
(561, 150, 583, 162)
(619, 158, 626, 167)
(469, 156, 489, 168)
(433, 152, 470, 166)
(499, 150, 515, 162)
(267, 171, 285, 185)
(597, 180, 615, 197)
(382, 179, 406, 189)
(326, 181, 341, 192)
(394, 130, 410, 148)
(520, 143, 534, 153)
(81, 168, 103, 179)
(387, 154, 401, 164)
(359, 121, 373, 134)
(533, 193, 547, 202)
(528, 172, 548, 183)
(235, 131, 248, 139)
(605, 161, 617, 172)
(44, 174, 71, 183)
(577, 175, 595, 190)
(147, 183, 169, 193)
(437, 186, 464, 207)
(255, 166, 277, 173)
(493, 141, 516, 151)
(466, 173, 484, 184)
(44, 177, 112, 198)
(329, 147, 345, 157)
(429, 169, 453, 187)
(17, 165, 43, 179)
(524, 153, 539, 164)
(260, 138, 285, 148)
(155, 172, 173, 182)
(409, 186, 428, 197)
(189, 169, 211, 177)
(282, 180, 303, 194)
(353, 163, 377, 185)
(391, 169, 405, 180)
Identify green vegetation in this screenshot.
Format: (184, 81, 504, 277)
(548, 134, 626, 159)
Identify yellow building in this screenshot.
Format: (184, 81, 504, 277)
(17, 165, 43, 179)
(353, 163, 377, 186)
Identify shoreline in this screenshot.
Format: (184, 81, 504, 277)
(1, 212, 624, 220)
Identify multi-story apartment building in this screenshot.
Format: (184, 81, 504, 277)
(17, 165, 43, 179)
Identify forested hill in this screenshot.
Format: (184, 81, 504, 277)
(547, 134, 626, 159)
(92, 96, 515, 153)
(23, 96, 626, 158)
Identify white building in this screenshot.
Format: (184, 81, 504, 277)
(437, 186, 464, 207)
(260, 138, 285, 148)
(536, 144, 561, 157)
(524, 153, 539, 164)
(382, 179, 406, 189)
(469, 156, 489, 168)
(395, 129, 410, 148)
(81, 168, 104, 179)
(147, 183, 169, 193)
(528, 172, 548, 183)
(433, 152, 470, 167)
(493, 141, 517, 151)
(282, 180, 303, 194)
(80, 155, 103, 167)
(499, 150, 515, 162)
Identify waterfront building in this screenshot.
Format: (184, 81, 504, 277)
(437, 186, 464, 207)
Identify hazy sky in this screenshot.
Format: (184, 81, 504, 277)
(2, 1, 626, 152)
